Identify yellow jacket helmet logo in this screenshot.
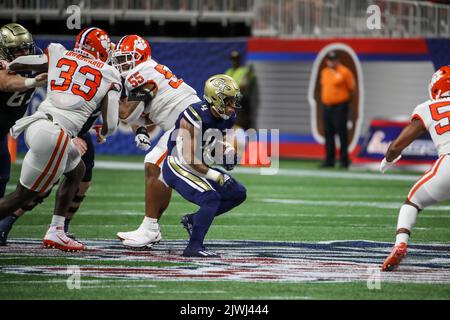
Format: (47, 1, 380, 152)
(204, 74, 241, 120)
(0, 23, 35, 61)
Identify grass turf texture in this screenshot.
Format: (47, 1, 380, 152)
(1, 156, 449, 300)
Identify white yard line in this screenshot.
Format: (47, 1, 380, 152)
(14, 159, 415, 182)
(262, 198, 450, 211)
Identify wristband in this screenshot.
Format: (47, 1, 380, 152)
(24, 78, 37, 88)
(135, 126, 149, 137)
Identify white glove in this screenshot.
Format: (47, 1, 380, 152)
(205, 169, 235, 187)
(380, 155, 402, 173)
(135, 133, 151, 151)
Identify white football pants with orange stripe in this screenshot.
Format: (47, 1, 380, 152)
(20, 119, 81, 193)
(144, 128, 171, 167)
(408, 155, 450, 209)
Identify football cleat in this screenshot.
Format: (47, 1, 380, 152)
(0, 214, 18, 246)
(117, 226, 161, 248)
(182, 245, 220, 258)
(382, 242, 407, 272)
(43, 226, 84, 252)
(180, 214, 195, 237)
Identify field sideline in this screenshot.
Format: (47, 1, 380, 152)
(1, 156, 449, 300)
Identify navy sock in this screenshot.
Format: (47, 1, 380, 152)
(64, 218, 71, 233)
(0, 213, 19, 232)
(188, 195, 221, 248)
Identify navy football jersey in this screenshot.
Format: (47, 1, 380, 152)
(167, 100, 236, 159)
(0, 71, 36, 137)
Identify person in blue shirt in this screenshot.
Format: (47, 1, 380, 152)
(161, 74, 247, 257)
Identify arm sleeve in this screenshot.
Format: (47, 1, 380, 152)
(103, 90, 120, 137)
(8, 54, 48, 72)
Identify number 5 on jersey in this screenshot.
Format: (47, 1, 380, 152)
(155, 64, 183, 89)
(50, 57, 102, 101)
(430, 101, 450, 135)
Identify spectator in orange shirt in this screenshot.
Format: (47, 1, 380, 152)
(319, 51, 355, 168)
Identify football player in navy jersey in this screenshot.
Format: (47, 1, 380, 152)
(161, 74, 247, 257)
(0, 23, 48, 244)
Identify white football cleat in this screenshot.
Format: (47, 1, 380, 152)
(43, 226, 84, 252)
(117, 226, 162, 248)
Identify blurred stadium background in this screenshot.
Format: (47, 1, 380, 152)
(1, 0, 450, 301)
(2, 0, 450, 165)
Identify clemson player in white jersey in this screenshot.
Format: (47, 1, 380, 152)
(111, 34, 201, 248)
(380, 65, 450, 271)
(0, 27, 121, 252)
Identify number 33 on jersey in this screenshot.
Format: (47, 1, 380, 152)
(47, 43, 121, 102)
(40, 43, 122, 136)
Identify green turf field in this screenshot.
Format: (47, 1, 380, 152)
(1, 156, 449, 300)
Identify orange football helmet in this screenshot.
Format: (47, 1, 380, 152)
(429, 66, 450, 100)
(74, 27, 112, 63)
(112, 35, 151, 78)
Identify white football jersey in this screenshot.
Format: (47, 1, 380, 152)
(124, 59, 201, 131)
(412, 97, 450, 155)
(38, 43, 122, 137)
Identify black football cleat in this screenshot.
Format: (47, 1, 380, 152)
(0, 231, 7, 246)
(0, 215, 17, 246)
(180, 214, 194, 237)
(182, 246, 220, 258)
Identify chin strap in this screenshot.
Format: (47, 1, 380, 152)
(211, 105, 229, 120)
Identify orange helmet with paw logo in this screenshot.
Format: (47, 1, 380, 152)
(112, 35, 151, 78)
(74, 27, 112, 63)
(429, 66, 450, 100)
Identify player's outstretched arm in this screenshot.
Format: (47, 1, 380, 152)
(119, 82, 156, 124)
(381, 118, 426, 173)
(7, 54, 48, 73)
(119, 99, 144, 124)
(385, 118, 426, 161)
(0, 69, 47, 92)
